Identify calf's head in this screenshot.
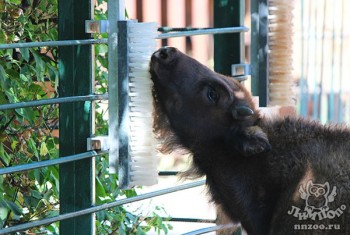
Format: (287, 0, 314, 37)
(150, 47, 270, 156)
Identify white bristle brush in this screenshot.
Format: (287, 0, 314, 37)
(268, 0, 295, 106)
(122, 21, 159, 187)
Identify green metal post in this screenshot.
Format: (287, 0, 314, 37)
(214, 0, 245, 76)
(250, 0, 269, 107)
(58, 0, 95, 234)
(214, 2, 244, 231)
(250, 0, 259, 97)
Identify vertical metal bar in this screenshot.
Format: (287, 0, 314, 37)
(161, 0, 168, 47)
(58, 0, 95, 234)
(117, 21, 131, 188)
(328, 0, 336, 122)
(305, 0, 313, 118)
(108, 0, 124, 173)
(258, 0, 269, 107)
(320, 0, 327, 123)
(299, 0, 308, 117)
(213, 0, 244, 76)
(338, 0, 345, 122)
(250, 0, 269, 107)
(312, 1, 319, 120)
(213, 0, 245, 229)
(251, 0, 259, 96)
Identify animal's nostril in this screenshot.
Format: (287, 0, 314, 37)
(158, 47, 173, 60)
(152, 47, 177, 61)
(159, 48, 168, 59)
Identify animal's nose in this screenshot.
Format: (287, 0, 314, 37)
(153, 47, 176, 60)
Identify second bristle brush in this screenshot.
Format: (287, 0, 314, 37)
(268, 0, 295, 106)
(117, 21, 158, 188)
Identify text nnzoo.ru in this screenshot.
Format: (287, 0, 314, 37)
(294, 223, 341, 230)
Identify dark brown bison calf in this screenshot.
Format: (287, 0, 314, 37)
(149, 47, 350, 235)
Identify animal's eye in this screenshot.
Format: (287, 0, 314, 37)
(207, 86, 219, 103)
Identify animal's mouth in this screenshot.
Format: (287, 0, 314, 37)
(151, 47, 178, 62)
(150, 47, 178, 80)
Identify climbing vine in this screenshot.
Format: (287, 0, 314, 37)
(0, 0, 171, 234)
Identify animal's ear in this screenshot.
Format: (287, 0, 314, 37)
(227, 126, 271, 157)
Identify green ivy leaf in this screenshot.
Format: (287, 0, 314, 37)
(28, 138, 39, 159)
(0, 206, 8, 221)
(19, 47, 29, 62)
(96, 177, 107, 199)
(10, 140, 18, 151)
(32, 51, 45, 81)
(124, 189, 138, 198)
(6, 201, 23, 216)
(20, 73, 29, 82)
(39, 142, 49, 156)
(0, 30, 7, 44)
(9, 0, 21, 5)
(0, 199, 9, 220)
(0, 64, 9, 90)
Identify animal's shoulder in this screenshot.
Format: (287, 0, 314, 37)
(262, 117, 350, 149)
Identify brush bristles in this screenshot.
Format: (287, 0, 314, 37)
(268, 0, 295, 106)
(128, 22, 159, 187)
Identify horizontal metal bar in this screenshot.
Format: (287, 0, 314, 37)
(0, 151, 105, 175)
(0, 38, 108, 50)
(158, 27, 212, 33)
(0, 27, 247, 50)
(0, 93, 108, 111)
(181, 224, 236, 235)
(159, 171, 179, 176)
(170, 218, 216, 223)
(0, 180, 205, 234)
(157, 26, 249, 39)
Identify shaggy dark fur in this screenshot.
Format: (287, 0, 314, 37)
(149, 47, 350, 235)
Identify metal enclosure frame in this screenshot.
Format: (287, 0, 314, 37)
(58, 0, 95, 234)
(250, 0, 269, 107)
(0, 0, 270, 234)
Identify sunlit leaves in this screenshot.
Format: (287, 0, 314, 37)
(0, 0, 172, 234)
(0, 0, 60, 231)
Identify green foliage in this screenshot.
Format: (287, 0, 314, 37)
(94, 153, 172, 235)
(0, 0, 59, 231)
(0, 0, 171, 234)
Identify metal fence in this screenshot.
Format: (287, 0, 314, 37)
(0, 0, 260, 234)
(296, 0, 349, 123)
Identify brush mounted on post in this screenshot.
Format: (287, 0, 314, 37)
(115, 20, 158, 189)
(268, 0, 295, 106)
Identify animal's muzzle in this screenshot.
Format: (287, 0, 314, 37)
(151, 47, 178, 62)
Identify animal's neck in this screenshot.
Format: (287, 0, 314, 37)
(201, 152, 277, 235)
(192, 143, 261, 176)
